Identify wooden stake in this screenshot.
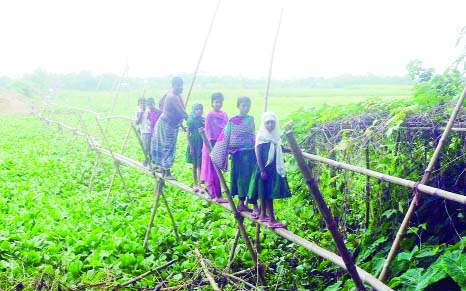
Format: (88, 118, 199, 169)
(287, 131, 367, 291)
(379, 85, 466, 282)
(160, 193, 180, 241)
(184, 0, 221, 107)
(199, 128, 266, 286)
(264, 7, 283, 112)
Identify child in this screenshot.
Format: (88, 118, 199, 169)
(248, 112, 291, 229)
(134, 97, 146, 131)
(186, 103, 205, 191)
(151, 77, 188, 179)
(201, 93, 229, 202)
(211, 96, 258, 212)
(141, 98, 162, 166)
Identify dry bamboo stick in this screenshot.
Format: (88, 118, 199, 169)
(379, 85, 466, 282)
(195, 249, 221, 291)
(301, 152, 466, 204)
(222, 271, 262, 291)
(115, 259, 177, 289)
(41, 115, 393, 291)
(160, 193, 180, 241)
(287, 131, 367, 291)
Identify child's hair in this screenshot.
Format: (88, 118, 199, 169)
(138, 96, 146, 104)
(211, 92, 224, 103)
(146, 97, 155, 106)
(237, 96, 251, 107)
(171, 76, 183, 87)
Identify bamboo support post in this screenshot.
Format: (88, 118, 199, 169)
(364, 140, 370, 229)
(195, 249, 221, 291)
(379, 85, 466, 282)
(106, 122, 133, 202)
(225, 228, 241, 273)
(143, 180, 164, 250)
(184, 0, 221, 107)
(95, 117, 132, 201)
(160, 193, 180, 241)
(199, 128, 266, 286)
(263, 7, 283, 112)
(287, 131, 367, 291)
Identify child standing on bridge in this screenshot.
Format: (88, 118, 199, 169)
(201, 93, 228, 202)
(141, 97, 162, 166)
(211, 96, 258, 212)
(186, 102, 205, 191)
(248, 112, 291, 229)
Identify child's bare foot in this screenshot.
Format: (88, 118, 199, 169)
(193, 185, 200, 192)
(251, 209, 260, 219)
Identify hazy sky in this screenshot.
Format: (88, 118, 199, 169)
(1, 0, 465, 79)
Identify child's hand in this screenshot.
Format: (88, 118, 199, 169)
(260, 170, 268, 180)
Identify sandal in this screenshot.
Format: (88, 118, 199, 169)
(258, 216, 271, 223)
(214, 197, 229, 203)
(237, 205, 253, 212)
(268, 222, 286, 229)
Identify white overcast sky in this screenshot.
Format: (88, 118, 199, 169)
(1, 0, 465, 79)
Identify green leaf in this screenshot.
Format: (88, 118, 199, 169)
(441, 251, 466, 289)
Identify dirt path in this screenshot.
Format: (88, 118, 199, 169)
(0, 91, 33, 115)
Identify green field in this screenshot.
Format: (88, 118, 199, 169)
(54, 85, 412, 118)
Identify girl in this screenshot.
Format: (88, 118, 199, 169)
(200, 93, 228, 202)
(248, 112, 291, 229)
(211, 96, 258, 212)
(186, 103, 205, 191)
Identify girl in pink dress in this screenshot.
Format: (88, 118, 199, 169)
(200, 93, 228, 202)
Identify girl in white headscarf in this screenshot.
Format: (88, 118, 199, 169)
(247, 112, 291, 229)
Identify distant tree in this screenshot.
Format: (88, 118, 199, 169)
(406, 59, 434, 83)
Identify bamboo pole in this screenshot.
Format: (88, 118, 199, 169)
(199, 128, 266, 286)
(143, 180, 164, 250)
(95, 117, 131, 200)
(264, 7, 283, 112)
(40, 115, 393, 291)
(364, 140, 370, 229)
(379, 85, 466, 282)
(301, 152, 466, 204)
(106, 122, 133, 202)
(195, 249, 221, 291)
(287, 131, 367, 291)
(184, 0, 221, 107)
(160, 193, 180, 241)
(225, 229, 241, 273)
